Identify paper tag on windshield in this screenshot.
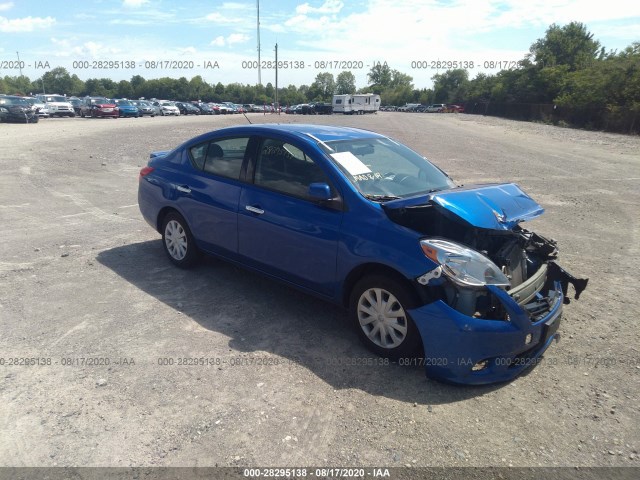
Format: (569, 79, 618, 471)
(330, 152, 372, 176)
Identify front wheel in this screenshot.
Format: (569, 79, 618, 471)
(161, 212, 200, 268)
(349, 275, 422, 359)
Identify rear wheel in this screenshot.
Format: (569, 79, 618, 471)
(161, 211, 200, 268)
(349, 275, 422, 359)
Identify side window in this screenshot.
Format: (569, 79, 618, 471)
(189, 143, 208, 170)
(255, 139, 331, 200)
(189, 137, 249, 179)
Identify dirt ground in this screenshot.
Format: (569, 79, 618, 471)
(1, 112, 639, 470)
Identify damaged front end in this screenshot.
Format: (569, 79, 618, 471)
(383, 183, 588, 385)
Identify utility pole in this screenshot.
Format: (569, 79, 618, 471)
(16, 51, 23, 77)
(257, 0, 261, 85)
(274, 43, 278, 114)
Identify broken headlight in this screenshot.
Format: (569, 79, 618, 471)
(420, 239, 510, 288)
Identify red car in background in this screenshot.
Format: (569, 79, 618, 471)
(80, 97, 119, 118)
(445, 104, 465, 113)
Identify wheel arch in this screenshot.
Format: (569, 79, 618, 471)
(156, 206, 182, 233)
(341, 262, 421, 308)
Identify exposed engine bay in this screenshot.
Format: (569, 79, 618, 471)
(384, 199, 589, 320)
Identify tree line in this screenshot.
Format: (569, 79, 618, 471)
(2, 22, 638, 132)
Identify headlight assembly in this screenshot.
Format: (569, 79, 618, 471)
(420, 238, 510, 288)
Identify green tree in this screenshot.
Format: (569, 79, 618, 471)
(4, 75, 33, 95)
(279, 84, 306, 105)
(336, 71, 356, 94)
(210, 82, 224, 100)
(130, 75, 147, 98)
(116, 79, 134, 98)
(528, 22, 604, 71)
(189, 75, 211, 100)
(38, 67, 76, 94)
(308, 72, 335, 101)
(432, 69, 469, 103)
(265, 82, 275, 99)
(367, 62, 392, 89)
(389, 70, 413, 88)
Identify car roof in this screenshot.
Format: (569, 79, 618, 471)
(200, 124, 384, 143)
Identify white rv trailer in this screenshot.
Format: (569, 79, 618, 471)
(332, 93, 381, 114)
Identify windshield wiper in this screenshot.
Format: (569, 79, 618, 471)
(363, 194, 401, 202)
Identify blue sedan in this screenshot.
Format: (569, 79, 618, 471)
(114, 99, 140, 118)
(138, 124, 588, 384)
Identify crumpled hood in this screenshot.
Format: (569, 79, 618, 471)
(383, 183, 544, 230)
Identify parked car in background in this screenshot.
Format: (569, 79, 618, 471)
(222, 102, 238, 113)
(426, 104, 446, 113)
(68, 97, 83, 116)
(398, 103, 420, 112)
(288, 104, 306, 114)
(0, 95, 39, 123)
(80, 97, 119, 118)
(192, 103, 215, 115)
(131, 100, 158, 117)
(185, 102, 201, 115)
(214, 103, 232, 114)
(445, 104, 465, 113)
(35, 94, 75, 117)
(22, 97, 49, 117)
(137, 124, 588, 385)
(153, 101, 180, 116)
(113, 99, 140, 118)
(312, 102, 333, 115)
(175, 102, 199, 115)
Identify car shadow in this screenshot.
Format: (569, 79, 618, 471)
(97, 240, 506, 404)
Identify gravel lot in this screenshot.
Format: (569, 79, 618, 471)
(1, 112, 639, 470)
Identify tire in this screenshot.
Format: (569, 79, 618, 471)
(161, 211, 200, 268)
(349, 275, 422, 359)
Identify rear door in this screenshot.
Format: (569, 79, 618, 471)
(238, 136, 343, 297)
(174, 136, 252, 256)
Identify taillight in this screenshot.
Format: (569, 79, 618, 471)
(139, 166, 154, 180)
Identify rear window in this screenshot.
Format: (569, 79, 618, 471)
(189, 137, 250, 180)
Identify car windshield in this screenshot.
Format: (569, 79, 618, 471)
(44, 96, 67, 102)
(92, 98, 109, 104)
(320, 137, 455, 199)
(117, 100, 132, 105)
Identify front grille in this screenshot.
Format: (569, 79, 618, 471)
(522, 288, 561, 322)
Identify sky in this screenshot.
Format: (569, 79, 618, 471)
(1, 0, 639, 90)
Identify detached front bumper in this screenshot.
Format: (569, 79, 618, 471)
(409, 263, 587, 385)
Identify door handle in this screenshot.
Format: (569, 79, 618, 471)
(245, 205, 264, 215)
(176, 185, 191, 194)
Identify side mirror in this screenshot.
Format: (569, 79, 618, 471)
(308, 183, 343, 210)
(308, 183, 332, 201)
